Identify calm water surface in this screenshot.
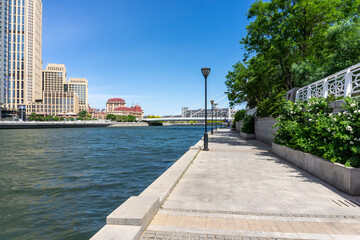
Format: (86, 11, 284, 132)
(0, 126, 203, 240)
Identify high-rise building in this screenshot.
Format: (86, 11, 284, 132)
(66, 78, 88, 112)
(0, 0, 43, 109)
(42, 63, 66, 91)
(27, 63, 80, 116)
(0, 0, 88, 118)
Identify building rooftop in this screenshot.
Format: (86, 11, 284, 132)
(114, 105, 143, 113)
(107, 98, 125, 103)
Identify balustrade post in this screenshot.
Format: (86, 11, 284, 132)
(307, 86, 312, 100)
(295, 89, 300, 101)
(344, 69, 352, 97)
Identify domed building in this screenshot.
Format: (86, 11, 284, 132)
(106, 98, 143, 119)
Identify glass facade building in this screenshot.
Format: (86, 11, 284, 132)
(0, 0, 42, 109)
(67, 78, 88, 112)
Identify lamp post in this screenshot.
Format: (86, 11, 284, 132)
(210, 100, 214, 134)
(201, 67, 210, 151)
(214, 103, 218, 131)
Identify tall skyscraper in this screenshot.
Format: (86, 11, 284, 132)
(0, 0, 43, 109)
(66, 78, 88, 112)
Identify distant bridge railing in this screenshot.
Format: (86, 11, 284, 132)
(295, 63, 360, 101)
(143, 117, 233, 122)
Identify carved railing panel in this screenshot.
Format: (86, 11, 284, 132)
(295, 63, 360, 100)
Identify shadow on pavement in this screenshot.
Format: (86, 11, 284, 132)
(209, 129, 360, 205)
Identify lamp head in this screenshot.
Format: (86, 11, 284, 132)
(201, 67, 211, 78)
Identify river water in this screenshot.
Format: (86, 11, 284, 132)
(0, 126, 203, 240)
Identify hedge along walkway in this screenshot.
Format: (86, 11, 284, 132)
(139, 129, 360, 240)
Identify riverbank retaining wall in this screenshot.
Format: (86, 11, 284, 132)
(108, 122, 149, 127)
(0, 121, 113, 129)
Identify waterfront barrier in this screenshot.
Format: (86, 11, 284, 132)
(0, 121, 153, 129)
(0, 121, 113, 129)
(108, 122, 149, 127)
(91, 138, 204, 240)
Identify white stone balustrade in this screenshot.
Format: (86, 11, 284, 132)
(296, 63, 360, 100)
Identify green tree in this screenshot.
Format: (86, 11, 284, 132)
(28, 113, 37, 121)
(233, 110, 246, 122)
(226, 0, 360, 108)
(78, 110, 88, 118)
(293, 21, 360, 87)
(116, 115, 127, 122)
(106, 114, 117, 121)
(127, 115, 136, 122)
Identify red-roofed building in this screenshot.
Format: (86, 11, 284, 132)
(106, 98, 126, 112)
(106, 98, 143, 119)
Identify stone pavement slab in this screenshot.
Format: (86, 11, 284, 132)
(140, 129, 360, 240)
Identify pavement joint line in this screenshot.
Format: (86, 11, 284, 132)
(147, 214, 360, 236)
(139, 229, 307, 240)
(155, 210, 360, 224)
(143, 225, 360, 240)
(159, 208, 360, 219)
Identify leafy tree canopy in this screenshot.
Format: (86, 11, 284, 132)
(226, 0, 360, 109)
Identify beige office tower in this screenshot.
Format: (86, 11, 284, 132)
(27, 63, 79, 116)
(43, 63, 67, 91)
(67, 78, 88, 112)
(0, 0, 43, 109)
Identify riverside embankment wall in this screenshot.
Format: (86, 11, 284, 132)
(91, 137, 204, 240)
(108, 122, 149, 127)
(0, 121, 113, 129)
(236, 117, 277, 144)
(0, 121, 150, 129)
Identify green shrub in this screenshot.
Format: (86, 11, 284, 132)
(234, 110, 246, 122)
(28, 113, 37, 121)
(241, 115, 255, 134)
(106, 114, 116, 121)
(275, 97, 360, 168)
(116, 115, 137, 122)
(127, 115, 136, 122)
(257, 91, 287, 118)
(232, 109, 246, 128)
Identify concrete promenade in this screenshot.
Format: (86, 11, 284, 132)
(140, 129, 360, 240)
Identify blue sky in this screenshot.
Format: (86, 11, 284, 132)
(42, 0, 254, 116)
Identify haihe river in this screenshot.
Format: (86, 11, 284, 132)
(0, 126, 204, 240)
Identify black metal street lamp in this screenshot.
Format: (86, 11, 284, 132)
(201, 67, 210, 151)
(214, 103, 218, 131)
(220, 112, 223, 129)
(210, 100, 214, 134)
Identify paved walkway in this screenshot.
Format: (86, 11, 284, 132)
(140, 129, 360, 240)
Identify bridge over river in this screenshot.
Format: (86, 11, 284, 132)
(143, 117, 233, 122)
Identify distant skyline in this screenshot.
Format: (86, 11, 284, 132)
(42, 0, 255, 115)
